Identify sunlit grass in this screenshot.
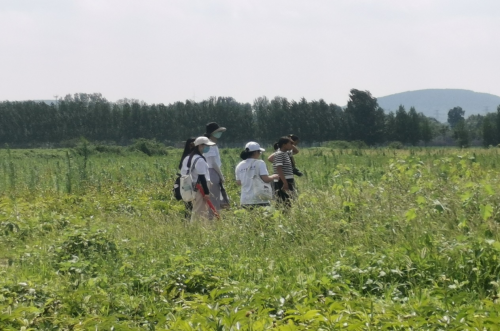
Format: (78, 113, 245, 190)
(1, 147, 500, 329)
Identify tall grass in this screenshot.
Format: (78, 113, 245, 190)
(0, 147, 500, 329)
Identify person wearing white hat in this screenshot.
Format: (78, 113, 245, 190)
(181, 136, 216, 221)
(235, 141, 279, 208)
(203, 122, 227, 216)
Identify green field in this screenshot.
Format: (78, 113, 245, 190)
(1, 147, 500, 330)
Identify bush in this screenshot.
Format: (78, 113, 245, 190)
(59, 138, 82, 148)
(94, 144, 123, 155)
(71, 138, 168, 156)
(321, 140, 369, 149)
(56, 229, 119, 261)
(128, 138, 169, 156)
(73, 138, 96, 156)
(321, 140, 352, 149)
(387, 141, 404, 149)
(350, 140, 368, 149)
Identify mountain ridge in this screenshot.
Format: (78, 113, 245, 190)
(376, 89, 500, 123)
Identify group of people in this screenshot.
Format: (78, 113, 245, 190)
(177, 121, 302, 221)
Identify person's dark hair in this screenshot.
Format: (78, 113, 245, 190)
(288, 134, 299, 142)
(178, 138, 195, 169)
(273, 143, 279, 151)
(240, 148, 258, 160)
(277, 136, 292, 149)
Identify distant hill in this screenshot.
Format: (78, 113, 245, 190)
(38, 100, 57, 105)
(376, 89, 500, 123)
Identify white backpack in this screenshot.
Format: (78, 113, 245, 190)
(180, 156, 201, 202)
(248, 159, 273, 201)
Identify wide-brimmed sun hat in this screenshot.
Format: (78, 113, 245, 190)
(205, 122, 226, 136)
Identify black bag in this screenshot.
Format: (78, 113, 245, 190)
(220, 183, 231, 209)
(173, 173, 182, 201)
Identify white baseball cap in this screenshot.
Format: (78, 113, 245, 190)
(245, 141, 265, 152)
(194, 136, 216, 146)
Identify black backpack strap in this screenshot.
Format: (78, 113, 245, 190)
(186, 155, 202, 175)
(186, 154, 195, 174)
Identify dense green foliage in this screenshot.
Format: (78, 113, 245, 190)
(1, 147, 500, 329)
(448, 107, 466, 129)
(0, 90, 473, 147)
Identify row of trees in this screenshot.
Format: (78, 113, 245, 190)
(1, 90, 499, 147)
(447, 106, 500, 147)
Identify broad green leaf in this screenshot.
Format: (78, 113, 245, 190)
(492, 241, 500, 252)
(483, 184, 495, 195)
(460, 191, 472, 202)
(480, 204, 493, 221)
(416, 196, 426, 205)
(302, 310, 321, 321)
(410, 186, 420, 194)
(405, 208, 417, 221)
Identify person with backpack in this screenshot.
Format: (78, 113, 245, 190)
(176, 137, 195, 218)
(235, 142, 279, 208)
(180, 136, 215, 221)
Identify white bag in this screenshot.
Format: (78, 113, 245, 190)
(249, 160, 273, 201)
(180, 156, 201, 202)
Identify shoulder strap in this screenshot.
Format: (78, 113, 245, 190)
(186, 154, 194, 168)
(187, 156, 202, 175)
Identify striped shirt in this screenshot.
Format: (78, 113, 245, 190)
(273, 150, 294, 181)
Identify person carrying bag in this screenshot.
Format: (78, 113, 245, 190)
(180, 136, 215, 221)
(179, 155, 202, 202)
(174, 138, 195, 218)
(235, 142, 278, 209)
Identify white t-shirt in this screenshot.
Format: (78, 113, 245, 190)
(204, 144, 221, 169)
(181, 155, 210, 182)
(235, 158, 270, 205)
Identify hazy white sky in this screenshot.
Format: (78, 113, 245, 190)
(1, 0, 499, 106)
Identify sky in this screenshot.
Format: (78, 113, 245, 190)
(1, 0, 499, 106)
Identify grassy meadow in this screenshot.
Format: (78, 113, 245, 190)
(1, 146, 500, 330)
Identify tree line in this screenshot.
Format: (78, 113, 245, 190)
(1, 90, 499, 148)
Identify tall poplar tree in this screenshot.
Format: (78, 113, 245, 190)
(345, 89, 385, 145)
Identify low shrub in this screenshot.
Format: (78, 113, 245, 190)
(350, 140, 368, 149)
(321, 140, 352, 149)
(321, 140, 369, 149)
(94, 144, 123, 154)
(387, 141, 404, 149)
(59, 138, 82, 148)
(128, 138, 169, 156)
